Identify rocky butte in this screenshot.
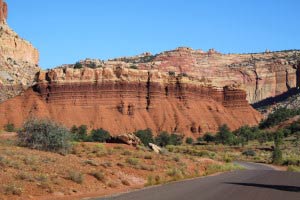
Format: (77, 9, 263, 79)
(0, 0, 40, 102)
(1, 1, 300, 137)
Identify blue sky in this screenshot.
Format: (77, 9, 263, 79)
(6, 0, 300, 69)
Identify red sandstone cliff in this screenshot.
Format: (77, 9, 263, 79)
(0, 1, 40, 102)
(0, 67, 262, 136)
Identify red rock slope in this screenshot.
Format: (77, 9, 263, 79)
(0, 67, 262, 136)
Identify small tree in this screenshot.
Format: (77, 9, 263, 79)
(4, 123, 15, 132)
(18, 118, 72, 154)
(74, 62, 83, 69)
(203, 133, 215, 143)
(90, 128, 111, 142)
(134, 129, 154, 146)
(272, 130, 283, 164)
(155, 132, 170, 147)
(71, 125, 88, 141)
(169, 134, 183, 146)
(215, 124, 235, 145)
(185, 137, 194, 145)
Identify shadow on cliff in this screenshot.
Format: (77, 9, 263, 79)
(252, 87, 300, 109)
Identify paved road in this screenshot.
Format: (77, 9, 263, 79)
(92, 162, 300, 200)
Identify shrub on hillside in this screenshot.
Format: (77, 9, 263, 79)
(259, 107, 300, 129)
(74, 62, 83, 69)
(215, 124, 235, 145)
(169, 134, 184, 146)
(4, 123, 15, 132)
(71, 125, 88, 141)
(18, 118, 72, 154)
(90, 128, 111, 142)
(155, 132, 183, 147)
(185, 137, 194, 145)
(155, 132, 170, 147)
(202, 133, 215, 143)
(134, 129, 154, 146)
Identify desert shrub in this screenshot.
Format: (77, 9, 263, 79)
(272, 146, 282, 165)
(134, 129, 154, 146)
(283, 157, 300, 166)
(126, 158, 139, 166)
(215, 124, 235, 145)
(91, 171, 105, 182)
(287, 165, 300, 172)
(18, 118, 72, 154)
(185, 137, 194, 145)
(90, 128, 111, 142)
(169, 134, 184, 145)
(68, 171, 84, 184)
(4, 123, 15, 132)
(3, 184, 22, 196)
(71, 125, 88, 141)
(74, 62, 83, 69)
(121, 179, 130, 186)
(155, 132, 170, 147)
(259, 107, 300, 129)
(242, 149, 256, 157)
(203, 132, 215, 143)
(129, 65, 138, 70)
(168, 71, 175, 76)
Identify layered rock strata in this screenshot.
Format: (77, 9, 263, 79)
(65, 47, 300, 104)
(0, 67, 262, 136)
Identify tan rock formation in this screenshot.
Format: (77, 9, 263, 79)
(0, 0, 7, 23)
(0, 1, 40, 102)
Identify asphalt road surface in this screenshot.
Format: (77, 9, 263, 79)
(92, 162, 300, 200)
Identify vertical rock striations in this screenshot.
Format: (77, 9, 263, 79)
(0, 67, 262, 136)
(0, 1, 40, 102)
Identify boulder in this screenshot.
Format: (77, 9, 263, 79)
(116, 133, 141, 146)
(149, 143, 162, 154)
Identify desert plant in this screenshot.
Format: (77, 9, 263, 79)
(3, 184, 22, 196)
(134, 129, 154, 146)
(18, 118, 72, 154)
(215, 124, 235, 145)
(155, 131, 171, 147)
(185, 137, 194, 145)
(242, 149, 256, 157)
(91, 171, 105, 182)
(68, 171, 84, 184)
(74, 62, 83, 69)
(126, 158, 139, 166)
(4, 123, 15, 132)
(90, 128, 111, 142)
(203, 132, 215, 143)
(71, 125, 88, 141)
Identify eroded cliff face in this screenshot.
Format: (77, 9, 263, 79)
(0, 67, 262, 136)
(0, 1, 40, 102)
(69, 47, 299, 104)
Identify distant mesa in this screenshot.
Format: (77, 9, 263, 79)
(0, 0, 7, 23)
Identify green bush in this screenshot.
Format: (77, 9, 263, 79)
(202, 133, 215, 143)
(185, 137, 194, 145)
(259, 107, 300, 129)
(18, 118, 72, 154)
(155, 132, 183, 147)
(215, 124, 235, 145)
(74, 62, 83, 69)
(169, 134, 183, 146)
(71, 125, 88, 141)
(272, 146, 283, 165)
(4, 123, 15, 132)
(242, 149, 256, 157)
(90, 128, 111, 142)
(134, 129, 154, 146)
(155, 132, 170, 147)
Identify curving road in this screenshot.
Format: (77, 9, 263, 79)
(91, 162, 300, 200)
